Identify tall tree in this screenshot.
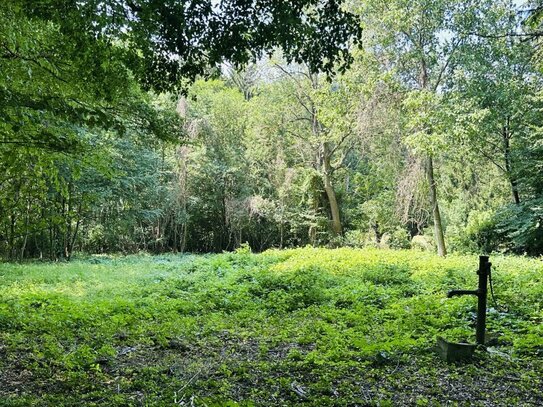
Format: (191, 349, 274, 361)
(450, 2, 542, 205)
(272, 64, 359, 239)
(356, 0, 483, 256)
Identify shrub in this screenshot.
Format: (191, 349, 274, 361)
(343, 229, 378, 248)
(387, 227, 411, 250)
(496, 199, 543, 255)
(249, 266, 331, 312)
(411, 235, 434, 251)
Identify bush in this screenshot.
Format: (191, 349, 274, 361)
(411, 235, 434, 251)
(464, 210, 501, 253)
(249, 266, 332, 312)
(496, 199, 543, 256)
(343, 229, 378, 248)
(386, 227, 411, 250)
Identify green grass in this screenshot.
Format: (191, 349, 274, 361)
(0, 248, 542, 406)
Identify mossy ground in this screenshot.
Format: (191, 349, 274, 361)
(0, 248, 542, 406)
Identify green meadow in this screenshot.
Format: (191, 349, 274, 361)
(1, 248, 542, 406)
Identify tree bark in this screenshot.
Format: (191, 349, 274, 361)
(427, 157, 446, 257)
(420, 56, 446, 256)
(372, 222, 383, 244)
(177, 146, 189, 252)
(322, 142, 342, 236)
(502, 118, 520, 204)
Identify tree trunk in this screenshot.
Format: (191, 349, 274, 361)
(67, 203, 82, 261)
(420, 57, 446, 257)
(372, 222, 383, 244)
(502, 118, 520, 204)
(306, 72, 343, 239)
(9, 214, 16, 260)
(510, 179, 520, 205)
(322, 142, 342, 236)
(20, 199, 31, 260)
(279, 220, 284, 249)
(180, 223, 187, 253)
(177, 146, 189, 252)
(427, 157, 446, 257)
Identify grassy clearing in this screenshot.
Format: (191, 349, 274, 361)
(0, 248, 542, 406)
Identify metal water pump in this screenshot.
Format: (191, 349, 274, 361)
(447, 255, 491, 345)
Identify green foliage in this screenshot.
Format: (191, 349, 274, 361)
(0, 248, 542, 405)
(2, 0, 543, 259)
(448, 210, 501, 254)
(17, 0, 362, 92)
(386, 227, 412, 250)
(496, 198, 543, 255)
(0, 3, 183, 260)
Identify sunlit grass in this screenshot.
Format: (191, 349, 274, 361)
(0, 248, 541, 406)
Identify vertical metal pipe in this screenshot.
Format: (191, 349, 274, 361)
(476, 256, 489, 345)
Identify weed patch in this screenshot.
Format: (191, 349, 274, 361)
(0, 248, 541, 406)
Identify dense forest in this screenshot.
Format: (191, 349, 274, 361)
(2, 0, 543, 260)
(2, 1, 543, 405)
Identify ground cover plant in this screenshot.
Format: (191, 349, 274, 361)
(0, 247, 542, 406)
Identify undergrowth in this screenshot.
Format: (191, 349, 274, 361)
(0, 248, 541, 406)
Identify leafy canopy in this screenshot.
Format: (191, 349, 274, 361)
(19, 0, 363, 92)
